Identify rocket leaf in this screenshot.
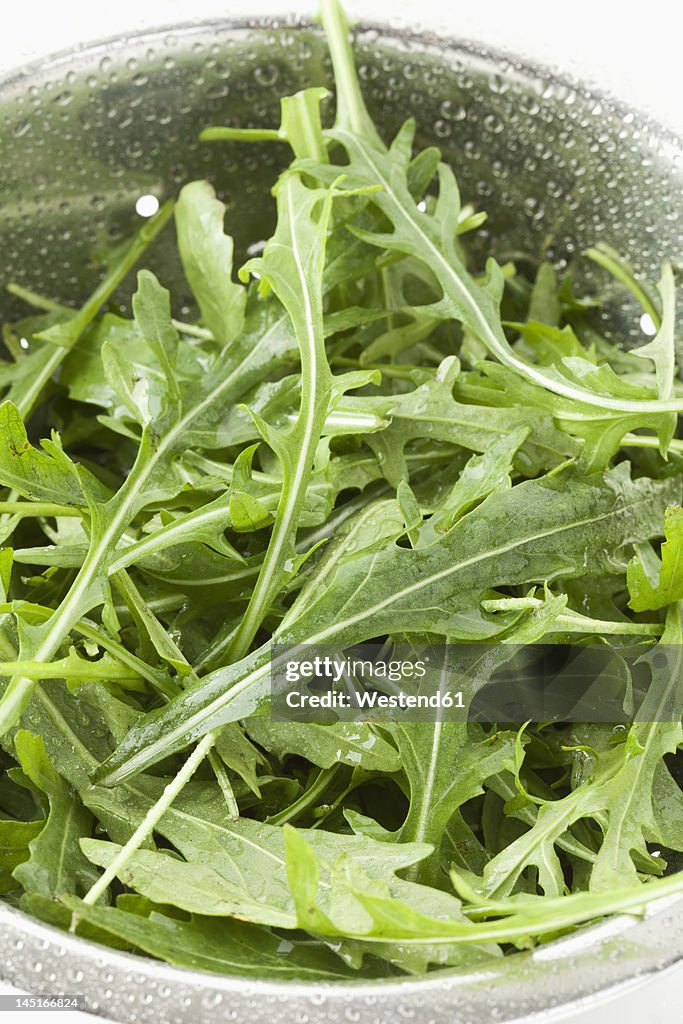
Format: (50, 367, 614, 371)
(1, 0, 682, 984)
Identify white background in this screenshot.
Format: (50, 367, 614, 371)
(1, 1, 682, 1022)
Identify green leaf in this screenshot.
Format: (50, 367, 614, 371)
(461, 608, 683, 898)
(229, 490, 274, 533)
(358, 358, 577, 485)
(131, 271, 181, 403)
(245, 719, 401, 771)
(79, 811, 434, 929)
(0, 403, 86, 507)
(97, 464, 680, 784)
(463, 360, 675, 471)
(388, 723, 515, 885)
(527, 263, 561, 327)
(3, 0, 683, 981)
(0, 278, 298, 734)
(284, 824, 498, 972)
(213, 724, 266, 797)
(175, 181, 246, 344)
(60, 897, 357, 979)
(227, 167, 368, 660)
(109, 491, 244, 573)
(420, 428, 528, 541)
(628, 506, 683, 611)
(285, 824, 683, 958)
(306, 114, 683, 416)
(12, 731, 99, 897)
(631, 263, 677, 450)
(0, 819, 44, 894)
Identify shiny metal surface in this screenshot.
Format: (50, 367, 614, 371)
(1, 15, 683, 1022)
(2, 895, 683, 1023)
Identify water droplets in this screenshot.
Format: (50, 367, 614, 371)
(483, 113, 504, 135)
(439, 99, 467, 122)
(358, 62, 379, 82)
(201, 992, 223, 1009)
(489, 73, 509, 95)
(254, 63, 279, 87)
(512, 94, 537, 120)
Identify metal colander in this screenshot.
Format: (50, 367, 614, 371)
(1, 14, 683, 1023)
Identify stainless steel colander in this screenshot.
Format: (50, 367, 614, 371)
(1, 14, 683, 1022)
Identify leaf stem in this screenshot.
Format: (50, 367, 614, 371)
(227, 139, 335, 661)
(266, 766, 343, 825)
(318, 0, 383, 148)
(111, 569, 239, 818)
(71, 731, 216, 927)
(355, 869, 683, 945)
(171, 318, 214, 340)
(6, 283, 72, 314)
(0, 502, 81, 518)
(200, 127, 283, 144)
(0, 292, 284, 732)
(0, 600, 175, 697)
(0, 658, 141, 682)
(338, 128, 683, 413)
(621, 433, 683, 456)
(9, 199, 174, 419)
(585, 246, 661, 328)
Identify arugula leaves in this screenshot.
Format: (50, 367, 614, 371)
(1, 0, 682, 982)
(12, 731, 98, 898)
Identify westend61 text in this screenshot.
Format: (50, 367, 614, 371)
(284, 689, 465, 710)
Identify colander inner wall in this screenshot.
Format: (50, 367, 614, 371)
(1, 19, 682, 328)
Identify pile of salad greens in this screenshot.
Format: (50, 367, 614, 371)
(2, 0, 683, 981)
